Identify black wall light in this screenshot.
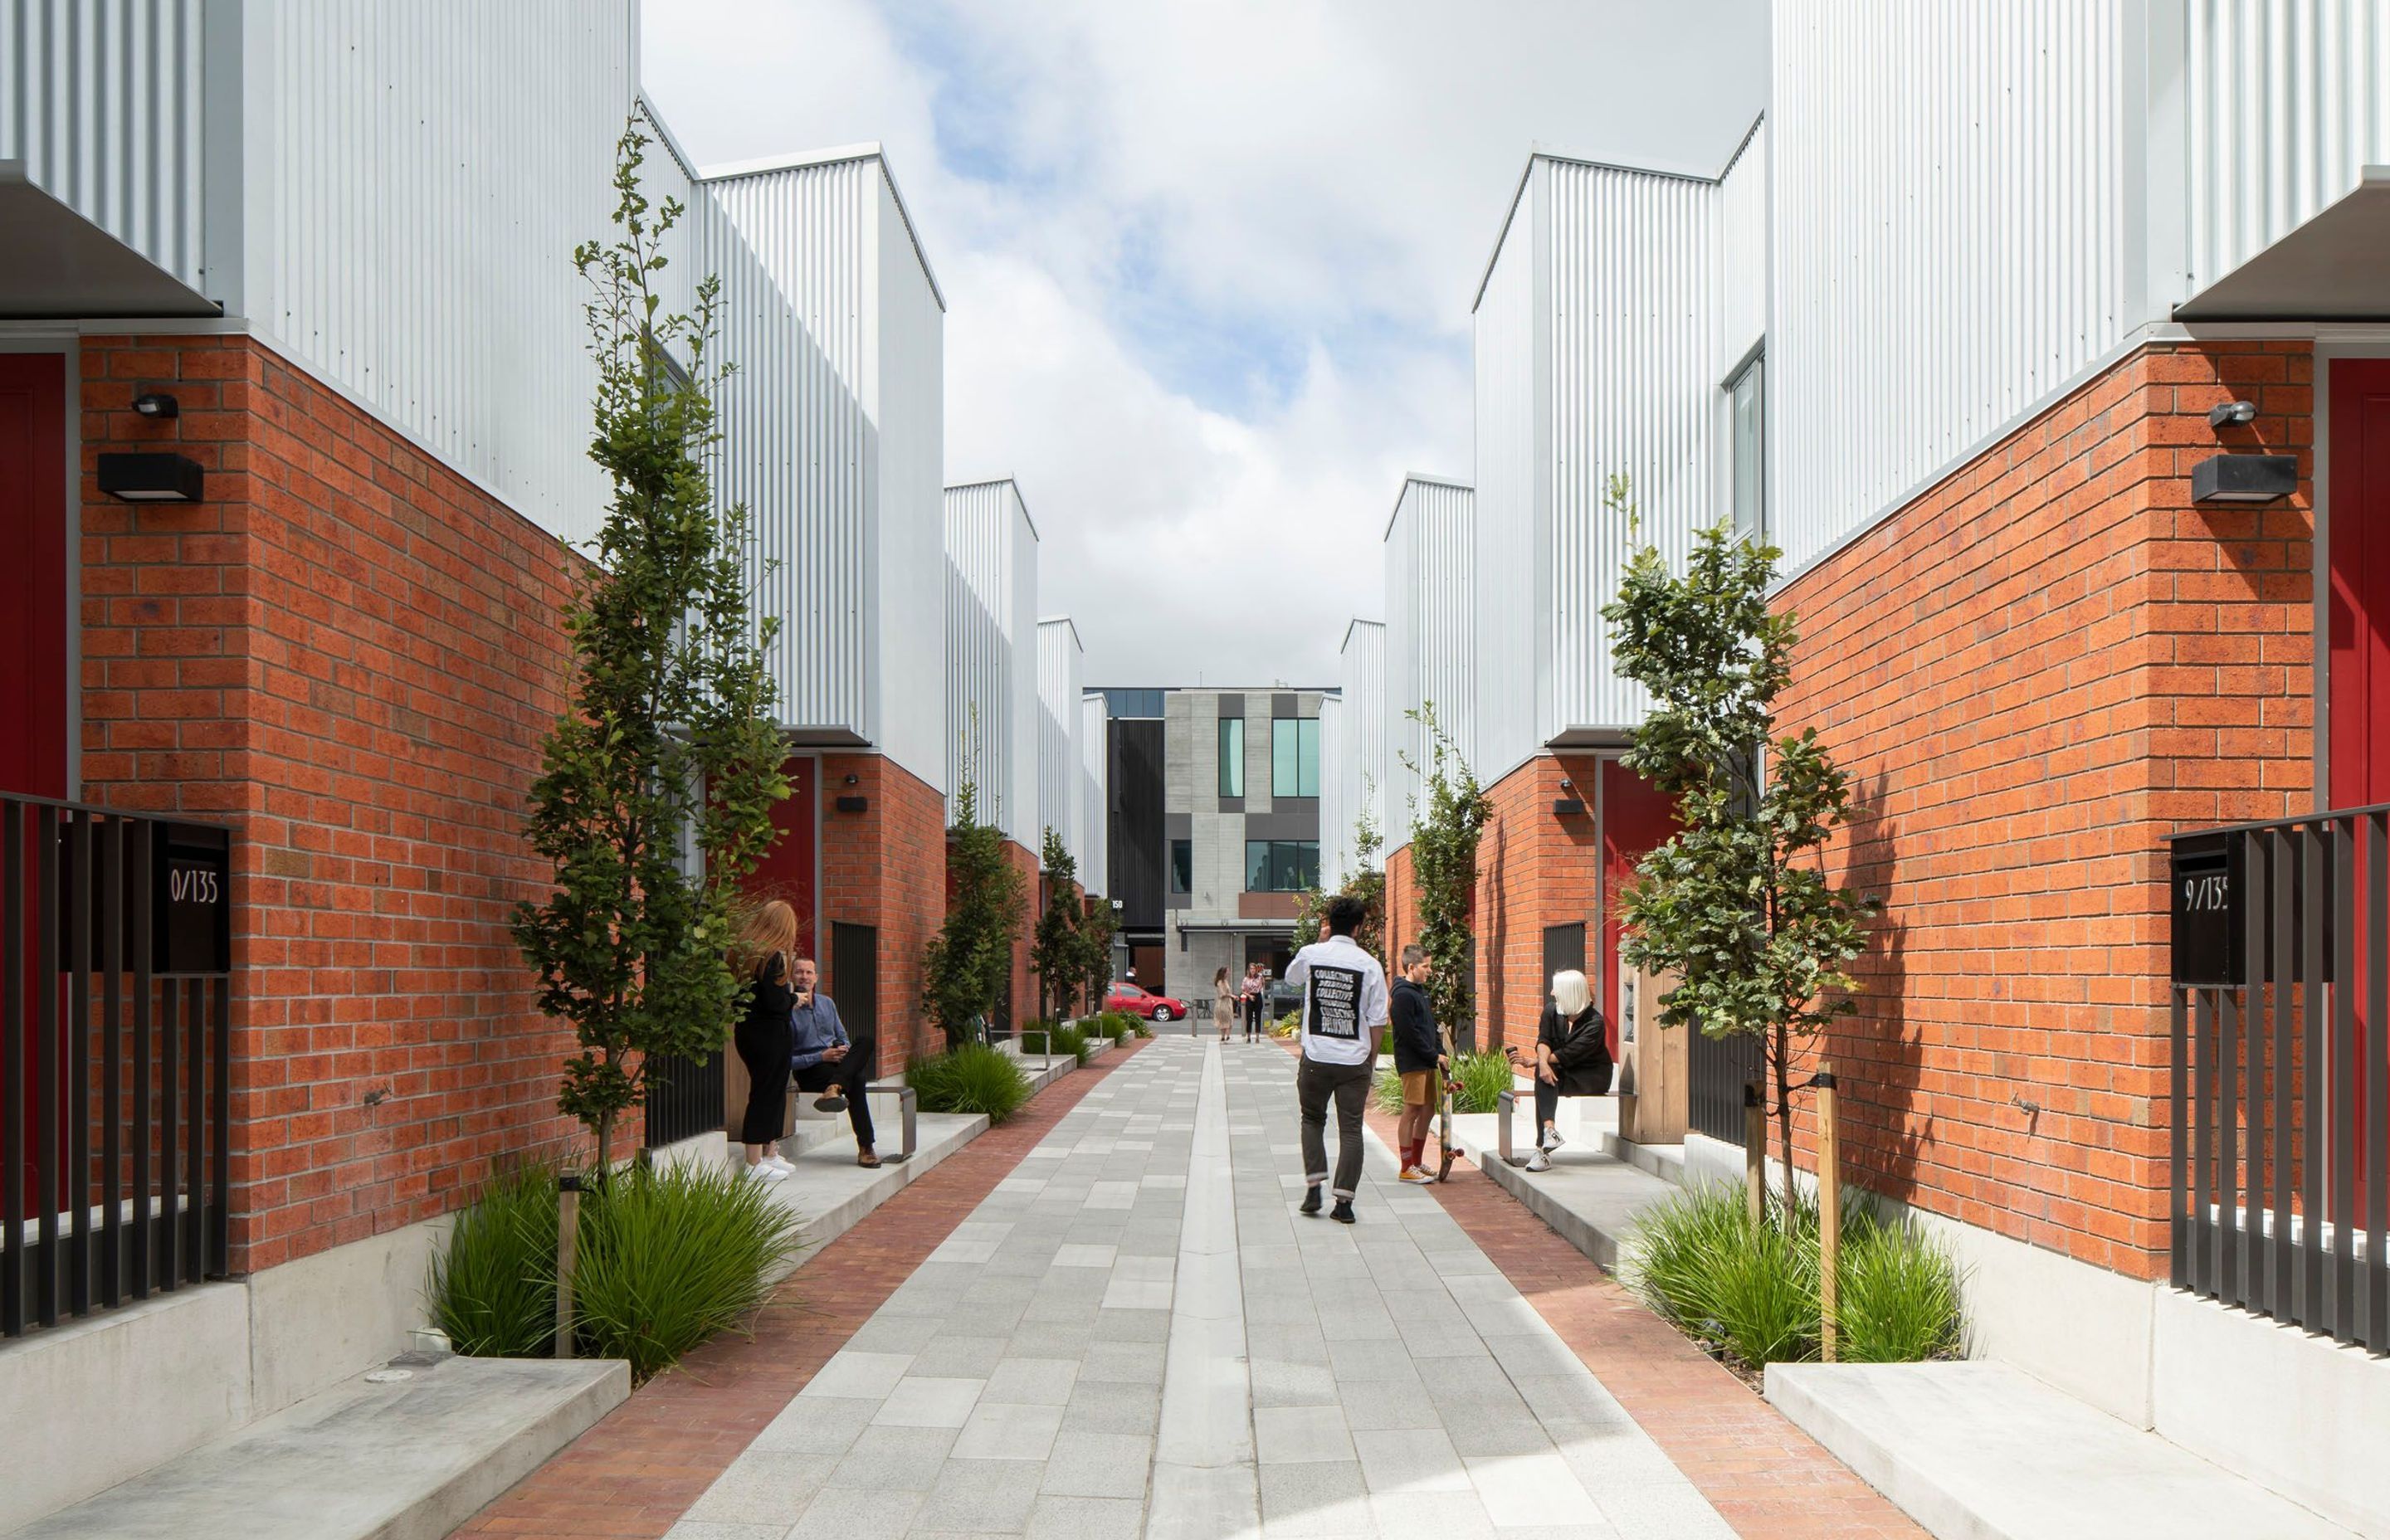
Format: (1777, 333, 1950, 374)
(835, 794, 869, 814)
(97, 451, 205, 503)
(2191, 454, 2297, 504)
(132, 392, 180, 420)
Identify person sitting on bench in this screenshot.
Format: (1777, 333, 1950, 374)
(1525, 968, 1612, 1172)
(789, 956, 878, 1168)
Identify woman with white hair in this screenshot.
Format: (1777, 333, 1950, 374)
(1525, 968, 1612, 1172)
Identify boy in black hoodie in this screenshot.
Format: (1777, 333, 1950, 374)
(1389, 945, 1442, 1183)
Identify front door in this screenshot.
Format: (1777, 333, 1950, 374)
(747, 753, 819, 955)
(1601, 758, 1678, 1060)
(0, 353, 67, 800)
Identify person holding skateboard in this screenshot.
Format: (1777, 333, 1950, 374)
(1389, 945, 1443, 1184)
(1287, 896, 1390, 1224)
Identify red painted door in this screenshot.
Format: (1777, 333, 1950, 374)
(2329, 359, 2390, 1217)
(0, 353, 67, 800)
(1601, 758, 1678, 1059)
(747, 754, 819, 957)
(1, 353, 68, 1216)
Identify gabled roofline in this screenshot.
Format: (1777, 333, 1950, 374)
(1340, 616, 1385, 653)
(1038, 615, 1085, 653)
(1383, 473, 1473, 542)
(698, 141, 948, 313)
(944, 477, 1041, 542)
(1470, 115, 1767, 314)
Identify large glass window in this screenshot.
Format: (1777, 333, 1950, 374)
(1169, 839, 1192, 894)
(1729, 353, 1765, 543)
(1244, 840, 1320, 892)
(1218, 716, 1244, 799)
(1271, 717, 1319, 797)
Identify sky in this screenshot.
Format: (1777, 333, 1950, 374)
(641, 1, 1768, 690)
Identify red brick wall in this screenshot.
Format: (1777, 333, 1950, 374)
(1778, 340, 2314, 1278)
(820, 753, 948, 1077)
(1002, 838, 1037, 1031)
(1472, 753, 1606, 1052)
(78, 334, 594, 1273)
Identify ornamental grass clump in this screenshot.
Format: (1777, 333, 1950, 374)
(908, 1040, 1033, 1123)
(1447, 1050, 1515, 1114)
(572, 1160, 802, 1382)
(430, 1159, 801, 1382)
(1049, 1020, 1092, 1065)
(1622, 1182, 1962, 1372)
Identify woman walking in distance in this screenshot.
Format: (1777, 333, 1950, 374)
(1212, 967, 1236, 1042)
(731, 899, 801, 1181)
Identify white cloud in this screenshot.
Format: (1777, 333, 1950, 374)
(639, 0, 1766, 685)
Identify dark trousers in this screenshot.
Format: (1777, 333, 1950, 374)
(1245, 997, 1264, 1040)
(1297, 1056, 1372, 1199)
(733, 1016, 791, 1145)
(795, 1051, 875, 1148)
(1534, 1078, 1561, 1133)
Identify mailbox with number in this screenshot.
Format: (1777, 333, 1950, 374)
(157, 821, 232, 973)
(2170, 831, 2243, 987)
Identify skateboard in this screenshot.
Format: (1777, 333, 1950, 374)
(1434, 1020, 1459, 1181)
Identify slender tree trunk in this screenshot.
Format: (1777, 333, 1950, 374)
(1774, 1020, 1795, 1221)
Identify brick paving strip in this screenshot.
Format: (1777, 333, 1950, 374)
(450, 1036, 1153, 1540)
(1347, 1058, 1925, 1540)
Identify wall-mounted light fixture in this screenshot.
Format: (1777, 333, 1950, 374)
(2207, 399, 2257, 430)
(842, 773, 861, 787)
(131, 392, 180, 420)
(1553, 795, 1587, 817)
(97, 451, 204, 503)
(835, 794, 868, 814)
(2192, 453, 2298, 504)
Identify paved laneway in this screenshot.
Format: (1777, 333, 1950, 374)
(663, 1036, 1733, 1538)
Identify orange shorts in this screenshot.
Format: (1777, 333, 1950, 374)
(1399, 1070, 1435, 1106)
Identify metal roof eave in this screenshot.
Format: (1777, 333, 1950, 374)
(2175, 168, 2390, 323)
(0, 163, 222, 320)
(696, 141, 948, 314)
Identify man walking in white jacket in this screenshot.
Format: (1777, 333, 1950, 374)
(1286, 896, 1390, 1224)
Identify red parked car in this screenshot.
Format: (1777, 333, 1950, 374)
(1105, 982, 1187, 1022)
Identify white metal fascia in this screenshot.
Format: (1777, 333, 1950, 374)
(1339, 616, 1384, 654)
(696, 141, 947, 312)
(635, 94, 705, 183)
(1039, 615, 1085, 653)
(1381, 472, 1472, 542)
(1471, 142, 1727, 314)
(945, 476, 1040, 541)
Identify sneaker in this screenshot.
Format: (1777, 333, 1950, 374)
(813, 1094, 849, 1113)
(1299, 1186, 1324, 1216)
(1398, 1166, 1436, 1185)
(747, 1162, 788, 1182)
(763, 1154, 796, 1174)
(1539, 1126, 1565, 1153)
(1524, 1151, 1551, 1173)
(1330, 1199, 1356, 1225)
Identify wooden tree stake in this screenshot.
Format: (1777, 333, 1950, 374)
(1818, 1064, 1841, 1363)
(1744, 1081, 1765, 1230)
(555, 1172, 583, 1360)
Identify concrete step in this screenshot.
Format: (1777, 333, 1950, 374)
(1765, 1359, 2357, 1540)
(7, 1354, 625, 1540)
(1446, 1113, 1680, 1270)
(1597, 1132, 1686, 1186)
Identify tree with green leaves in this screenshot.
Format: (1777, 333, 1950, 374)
(1602, 503, 1878, 1221)
(1030, 827, 1082, 1022)
(921, 763, 1025, 1052)
(514, 123, 788, 1172)
(1400, 704, 1490, 1045)
(1075, 894, 1119, 1021)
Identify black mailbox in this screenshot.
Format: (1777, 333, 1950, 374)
(155, 822, 232, 973)
(2170, 831, 2243, 987)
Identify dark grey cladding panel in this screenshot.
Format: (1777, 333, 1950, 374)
(1217, 692, 1244, 719)
(1243, 801, 1319, 840)
(1165, 891, 1191, 911)
(1272, 692, 1298, 718)
(1219, 797, 1243, 813)
(1167, 812, 1192, 839)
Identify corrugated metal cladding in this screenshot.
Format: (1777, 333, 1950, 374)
(1080, 694, 1108, 899)
(1036, 618, 1084, 873)
(2186, 0, 2390, 292)
(1382, 478, 1473, 850)
(943, 481, 1039, 841)
(706, 152, 946, 783)
(1326, 620, 1385, 885)
(1317, 697, 1345, 886)
(1716, 119, 1767, 381)
(245, 1, 635, 547)
(1472, 194, 1539, 788)
(0, 0, 210, 290)
(1769, 0, 2127, 576)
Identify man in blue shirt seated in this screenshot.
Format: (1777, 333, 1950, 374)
(790, 957, 878, 1168)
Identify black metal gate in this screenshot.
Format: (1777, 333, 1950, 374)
(1688, 1024, 1761, 1146)
(2, 795, 233, 1338)
(642, 1047, 725, 1148)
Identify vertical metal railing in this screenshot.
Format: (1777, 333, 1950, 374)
(1688, 1024, 1762, 1146)
(2169, 806, 2390, 1353)
(643, 1048, 725, 1148)
(1, 795, 233, 1338)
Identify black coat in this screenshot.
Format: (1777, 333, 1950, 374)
(1389, 979, 1439, 1072)
(1535, 1002, 1612, 1097)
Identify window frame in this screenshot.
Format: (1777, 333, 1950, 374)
(1168, 838, 1193, 894)
(1271, 716, 1322, 798)
(1728, 351, 1766, 545)
(1218, 716, 1244, 799)
(1242, 838, 1322, 893)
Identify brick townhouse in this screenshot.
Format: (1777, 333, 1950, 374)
(1353, 3, 2390, 1530)
(0, 5, 1101, 1527)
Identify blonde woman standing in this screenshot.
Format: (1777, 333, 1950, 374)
(732, 899, 800, 1180)
(1212, 967, 1235, 1040)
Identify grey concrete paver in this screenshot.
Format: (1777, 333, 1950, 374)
(665, 1037, 1729, 1538)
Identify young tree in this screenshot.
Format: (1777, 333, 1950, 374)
(1400, 704, 1490, 1044)
(514, 124, 788, 1172)
(920, 764, 1026, 1052)
(1030, 827, 1082, 1022)
(1075, 895, 1119, 1021)
(1602, 508, 1877, 1220)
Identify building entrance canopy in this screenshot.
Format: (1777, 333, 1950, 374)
(2176, 168, 2390, 323)
(0, 163, 220, 319)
